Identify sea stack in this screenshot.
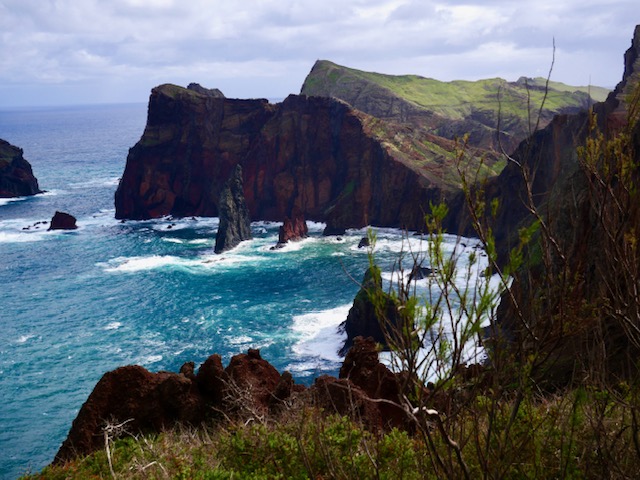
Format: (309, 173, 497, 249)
(274, 206, 308, 248)
(214, 164, 252, 253)
(48, 211, 78, 230)
(0, 138, 41, 198)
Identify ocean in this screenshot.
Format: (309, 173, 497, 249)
(0, 103, 488, 479)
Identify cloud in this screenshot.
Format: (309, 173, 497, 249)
(0, 0, 636, 106)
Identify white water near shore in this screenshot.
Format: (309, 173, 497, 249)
(0, 104, 498, 479)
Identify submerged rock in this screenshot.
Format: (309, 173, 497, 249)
(214, 164, 252, 253)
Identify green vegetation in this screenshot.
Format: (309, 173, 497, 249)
(28, 60, 640, 480)
(303, 60, 606, 122)
(25, 388, 640, 479)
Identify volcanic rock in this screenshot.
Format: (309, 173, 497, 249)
(48, 211, 78, 230)
(114, 84, 448, 232)
(54, 365, 206, 465)
(339, 336, 408, 430)
(224, 348, 282, 413)
(214, 164, 252, 253)
(274, 206, 308, 248)
(449, 25, 640, 385)
(339, 266, 408, 356)
(187, 83, 225, 98)
(0, 138, 41, 198)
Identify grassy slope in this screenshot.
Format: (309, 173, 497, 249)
(302, 60, 607, 122)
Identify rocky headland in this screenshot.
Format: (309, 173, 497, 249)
(114, 60, 603, 234)
(0, 138, 41, 198)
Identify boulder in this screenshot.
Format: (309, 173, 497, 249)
(214, 164, 252, 253)
(357, 236, 370, 249)
(224, 348, 283, 413)
(48, 211, 78, 230)
(0, 139, 41, 198)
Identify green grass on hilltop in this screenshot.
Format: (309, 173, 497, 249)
(304, 60, 608, 122)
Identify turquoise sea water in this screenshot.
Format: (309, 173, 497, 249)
(0, 104, 485, 478)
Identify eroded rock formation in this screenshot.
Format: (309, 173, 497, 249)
(274, 206, 308, 248)
(54, 337, 420, 465)
(214, 164, 252, 253)
(114, 85, 449, 233)
(0, 139, 41, 198)
(338, 266, 407, 356)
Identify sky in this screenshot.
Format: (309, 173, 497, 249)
(0, 0, 637, 107)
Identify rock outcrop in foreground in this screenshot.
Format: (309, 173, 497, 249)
(54, 337, 413, 465)
(214, 164, 252, 253)
(0, 139, 41, 198)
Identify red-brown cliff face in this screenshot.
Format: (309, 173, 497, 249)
(114, 85, 450, 232)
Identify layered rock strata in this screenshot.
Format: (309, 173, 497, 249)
(114, 85, 449, 233)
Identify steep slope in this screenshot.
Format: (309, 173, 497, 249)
(0, 139, 41, 198)
(301, 60, 605, 154)
(458, 25, 640, 385)
(115, 88, 462, 232)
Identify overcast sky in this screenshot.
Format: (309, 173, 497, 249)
(0, 0, 637, 107)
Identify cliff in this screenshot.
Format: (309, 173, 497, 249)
(301, 60, 606, 154)
(0, 139, 41, 198)
(461, 25, 640, 385)
(115, 86, 464, 232)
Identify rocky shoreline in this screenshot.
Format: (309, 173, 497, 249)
(54, 337, 420, 465)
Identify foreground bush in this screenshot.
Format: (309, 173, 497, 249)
(24, 387, 640, 480)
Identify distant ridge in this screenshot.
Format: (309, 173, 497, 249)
(301, 60, 609, 154)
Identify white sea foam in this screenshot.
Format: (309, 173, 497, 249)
(16, 334, 35, 344)
(141, 355, 163, 365)
(69, 176, 120, 188)
(227, 335, 253, 345)
(0, 197, 26, 206)
(306, 221, 326, 233)
(290, 304, 350, 364)
(100, 250, 266, 273)
(0, 231, 45, 243)
(162, 238, 184, 244)
(101, 255, 185, 272)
